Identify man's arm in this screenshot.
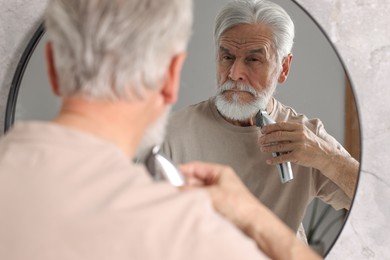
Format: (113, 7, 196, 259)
(259, 122, 359, 199)
(180, 162, 322, 260)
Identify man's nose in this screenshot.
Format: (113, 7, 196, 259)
(228, 60, 246, 82)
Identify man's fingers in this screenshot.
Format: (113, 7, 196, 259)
(261, 121, 303, 134)
(184, 175, 206, 186)
(259, 131, 293, 144)
(179, 161, 225, 185)
(260, 141, 295, 154)
(259, 128, 308, 144)
(265, 152, 297, 165)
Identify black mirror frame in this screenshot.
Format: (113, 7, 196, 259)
(4, 22, 45, 133)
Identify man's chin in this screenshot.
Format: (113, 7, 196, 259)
(215, 94, 266, 121)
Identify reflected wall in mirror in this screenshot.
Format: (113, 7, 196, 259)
(6, 0, 360, 257)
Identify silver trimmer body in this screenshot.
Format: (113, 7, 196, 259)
(255, 110, 294, 184)
(145, 145, 186, 187)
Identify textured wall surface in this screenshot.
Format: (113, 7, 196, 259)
(295, 0, 390, 259)
(1, 0, 389, 259)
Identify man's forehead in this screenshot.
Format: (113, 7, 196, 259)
(219, 45, 267, 55)
(219, 24, 274, 51)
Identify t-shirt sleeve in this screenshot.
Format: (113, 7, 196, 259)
(312, 121, 352, 210)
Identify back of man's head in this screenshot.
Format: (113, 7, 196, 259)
(45, 0, 193, 101)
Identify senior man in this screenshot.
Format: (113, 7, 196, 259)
(0, 0, 321, 259)
(162, 0, 359, 240)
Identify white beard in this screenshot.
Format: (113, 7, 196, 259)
(215, 80, 276, 121)
(135, 108, 170, 161)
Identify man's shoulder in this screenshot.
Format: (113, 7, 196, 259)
(152, 189, 266, 259)
(167, 98, 216, 131)
(124, 186, 266, 259)
(273, 99, 324, 132)
(171, 99, 212, 119)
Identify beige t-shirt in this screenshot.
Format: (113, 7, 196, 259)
(0, 122, 268, 260)
(162, 97, 351, 233)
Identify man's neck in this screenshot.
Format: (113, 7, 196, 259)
(52, 97, 153, 159)
(221, 98, 274, 127)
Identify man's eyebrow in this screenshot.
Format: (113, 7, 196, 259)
(219, 46, 231, 53)
(248, 48, 266, 55)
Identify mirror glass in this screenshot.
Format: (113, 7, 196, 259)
(7, 0, 360, 257)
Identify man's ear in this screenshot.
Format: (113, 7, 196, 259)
(160, 52, 187, 105)
(278, 53, 293, 84)
(45, 42, 61, 96)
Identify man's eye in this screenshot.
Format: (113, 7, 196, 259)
(222, 55, 233, 60)
(247, 57, 260, 62)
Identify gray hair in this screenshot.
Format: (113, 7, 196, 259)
(214, 0, 294, 63)
(45, 0, 193, 100)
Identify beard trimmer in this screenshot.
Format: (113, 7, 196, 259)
(255, 110, 293, 184)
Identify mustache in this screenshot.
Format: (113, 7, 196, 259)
(217, 80, 258, 97)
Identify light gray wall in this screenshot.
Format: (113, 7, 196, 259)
(16, 34, 60, 121)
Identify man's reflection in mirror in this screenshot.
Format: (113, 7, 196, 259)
(162, 0, 359, 244)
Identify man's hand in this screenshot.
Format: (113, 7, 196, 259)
(258, 122, 334, 171)
(259, 121, 359, 199)
(179, 161, 321, 260)
(179, 162, 259, 232)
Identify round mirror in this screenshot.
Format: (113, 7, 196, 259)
(5, 0, 360, 257)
